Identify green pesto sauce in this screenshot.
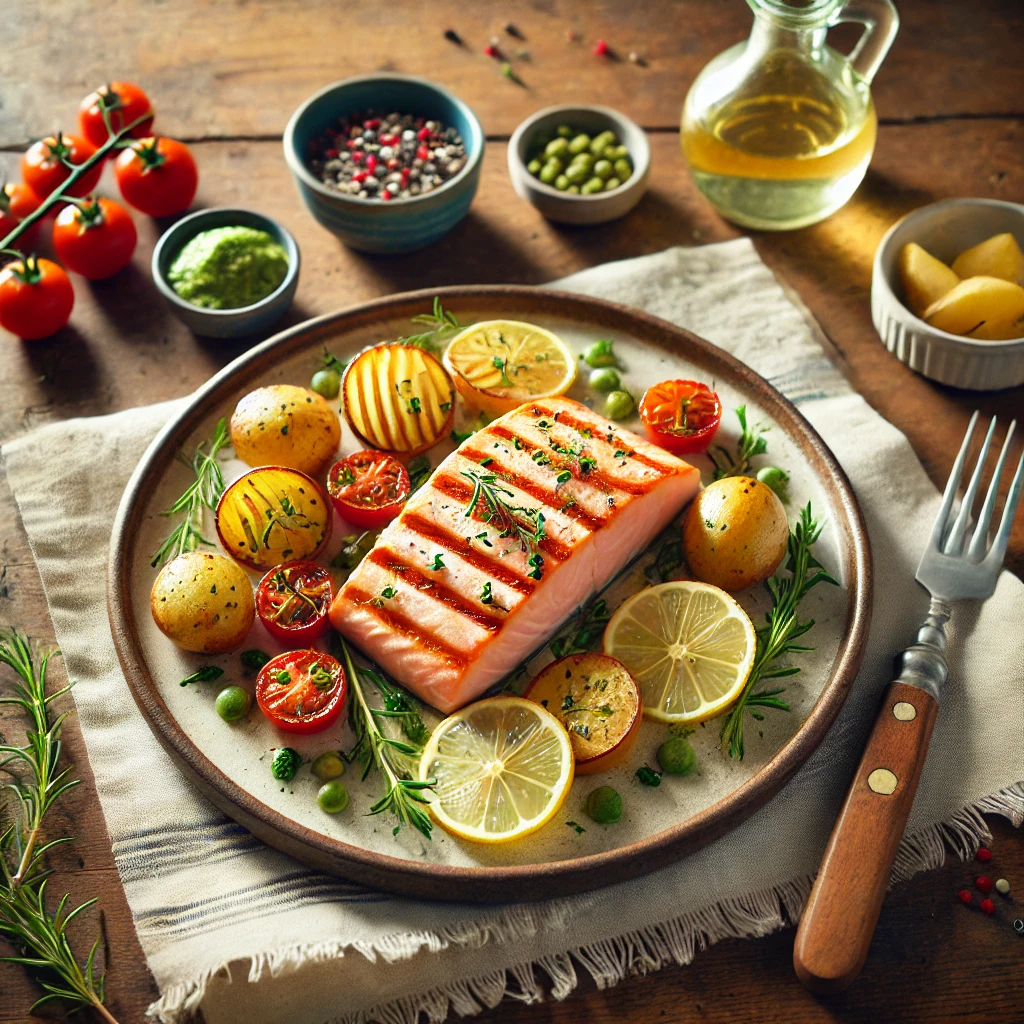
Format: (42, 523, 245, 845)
(168, 226, 289, 310)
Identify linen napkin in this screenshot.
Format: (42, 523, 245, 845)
(3, 239, 1022, 1024)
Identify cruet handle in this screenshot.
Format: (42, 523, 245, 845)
(830, 0, 900, 84)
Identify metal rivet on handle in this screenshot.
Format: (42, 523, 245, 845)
(893, 701, 917, 721)
(867, 768, 899, 795)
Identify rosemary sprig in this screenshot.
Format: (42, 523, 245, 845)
(461, 468, 546, 556)
(719, 504, 838, 760)
(338, 639, 435, 839)
(150, 418, 230, 567)
(398, 297, 461, 354)
(708, 406, 769, 480)
(0, 630, 119, 1023)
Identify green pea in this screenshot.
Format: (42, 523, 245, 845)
(589, 130, 616, 156)
(657, 735, 697, 776)
(215, 685, 250, 723)
(569, 152, 594, 170)
(756, 466, 791, 499)
(544, 137, 569, 159)
(565, 162, 590, 185)
(527, 158, 542, 175)
(586, 786, 623, 824)
(556, 124, 574, 139)
(271, 747, 300, 782)
(317, 781, 349, 814)
(554, 174, 570, 191)
(589, 367, 621, 392)
(582, 339, 616, 367)
(312, 751, 346, 780)
(568, 133, 591, 155)
(613, 158, 633, 180)
(609, 144, 630, 161)
(539, 159, 562, 184)
(310, 368, 340, 400)
(581, 177, 604, 195)
(594, 160, 613, 181)
(605, 390, 636, 420)
(604, 177, 621, 191)
(567, 185, 580, 194)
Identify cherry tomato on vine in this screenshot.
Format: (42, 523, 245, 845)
(114, 137, 198, 217)
(0, 257, 74, 340)
(638, 380, 723, 454)
(0, 183, 41, 251)
(327, 450, 411, 529)
(255, 650, 347, 735)
(52, 198, 137, 280)
(21, 134, 102, 200)
(78, 81, 154, 149)
(255, 561, 333, 647)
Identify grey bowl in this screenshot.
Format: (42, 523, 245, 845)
(152, 208, 300, 338)
(508, 104, 650, 225)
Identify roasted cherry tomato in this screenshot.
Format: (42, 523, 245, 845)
(327, 450, 411, 529)
(0, 182, 41, 252)
(255, 650, 347, 734)
(255, 561, 333, 647)
(79, 81, 154, 149)
(52, 197, 137, 280)
(0, 257, 74, 340)
(114, 137, 198, 217)
(22, 134, 102, 200)
(639, 380, 723, 454)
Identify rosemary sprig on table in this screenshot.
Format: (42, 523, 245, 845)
(398, 297, 461, 354)
(0, 630, 119, 1023)
(150, 418, 230, 567)
(461, 469, 546, 557)
(719, 504, 838, 760)
(337, 639, 435, 839)
(708, 405, 769, 480)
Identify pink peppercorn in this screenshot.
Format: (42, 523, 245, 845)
(365, 154, 378, 173)
(417, 127, 431, 141)
(351, 171, 368, 183)
(957, 889, 973, 905)
(977, 847, 993, 862)
(380, 190, 392, 201)
(352, 151, 364, 163)
(980, 898, 995, 914)
(325, 148, 339, 159)
(386, 158, 400, 170)
(364, 118, 380, 129)
(417, 145, 431, 161)
(976, 876, 993, 893)
(594, 38, 609, 56)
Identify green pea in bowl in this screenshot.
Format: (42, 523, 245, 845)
(508, 105, 650, 225)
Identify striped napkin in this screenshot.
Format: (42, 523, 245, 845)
(4, 240, 1022, 1024)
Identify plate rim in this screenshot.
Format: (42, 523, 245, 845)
(108, 284, 872, 903)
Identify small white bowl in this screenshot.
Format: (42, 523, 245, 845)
(871, 198, 1024, 390)
(508, 104, 650, 225)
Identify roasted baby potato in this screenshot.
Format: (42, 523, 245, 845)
(951, 232, 1024, 285)
(151, 551, 255, 653)
(897, 242, 959, 318)
(923, 276, 1024, 341)
(230, 385, 340, 475)
(682, 476, 789, 592)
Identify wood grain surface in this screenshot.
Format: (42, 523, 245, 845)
(2, 0, 1023, 1021)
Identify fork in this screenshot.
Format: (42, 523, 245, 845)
(793, 411, 1024, 993)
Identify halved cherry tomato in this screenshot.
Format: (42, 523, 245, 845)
(114, 137, 198, 217)
(0, 257, 74, 340)
(639, 380, 723, 454)
(79, 81, 154, 149)
(327, 450, 411, 529)
(0, 183, 41, 252)
(255, 561, 333, 647)
(255, 650, 346, 734)
(52, 198, 137, 280)
(22, 134, 102, 200)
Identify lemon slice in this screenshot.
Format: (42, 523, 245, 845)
(419, 696, 574, 844)
(603, 581, 757, 724)
(442, 319, 576, 417)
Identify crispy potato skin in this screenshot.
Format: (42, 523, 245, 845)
(151, 551, 255, 653)
(682, 476, 788, 592)
(230, 385, 340, 474)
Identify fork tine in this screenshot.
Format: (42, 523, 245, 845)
(944, 416, 997, 555)
(985, 442, 1024, 569)
(929, 411, 979, 551)
(968, 420, 1016, 560)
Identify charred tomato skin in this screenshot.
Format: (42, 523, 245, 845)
(255, 561, 333, 646)
(327, 450, 411, 529)
(255, 650, 347, 735)
(639, 380, 722, 454)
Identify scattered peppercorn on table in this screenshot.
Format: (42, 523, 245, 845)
(1, 1, 1022, 1022)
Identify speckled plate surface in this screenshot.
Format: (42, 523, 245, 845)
(108, 286, 871, 903)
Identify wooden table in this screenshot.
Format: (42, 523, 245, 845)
(2, 2, 1022, 1021)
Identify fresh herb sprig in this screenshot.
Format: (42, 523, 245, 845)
(150, 418, 230, 567)
(708, 406, 768, 480)
(338, 639, 435, 839)
(320, 345, 348, 377)
(462, 469, 546, 556)
(399, 297, 461, 354)
(549, 596, 610, 659)
(719, 504, 838, 760)
(0, 630, 119, 1023)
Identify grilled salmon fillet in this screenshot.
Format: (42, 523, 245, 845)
(329, 397, 700, 713)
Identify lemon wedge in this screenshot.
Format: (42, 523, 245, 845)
(419, 696, 574, 844)
(603, 581, 757, 724)
(442, 319, 576, 417)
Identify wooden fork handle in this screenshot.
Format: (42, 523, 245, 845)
(793, 680, 939, 993)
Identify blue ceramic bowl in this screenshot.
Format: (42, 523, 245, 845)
(283, 74, 485, 254)
(152, 208, 300, 339)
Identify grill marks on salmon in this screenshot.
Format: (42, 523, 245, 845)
(329, 396, 701, 712)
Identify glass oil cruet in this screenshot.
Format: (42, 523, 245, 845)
(681, 0, 898, 230)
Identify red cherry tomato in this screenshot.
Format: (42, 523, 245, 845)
(639, 380, 723, 454)
(327, 451, 411, 529)
(52, 198, 137, 280)
(21, 134, 102, 200)
(0, 257, 74, 340)
(114, 137, 198, 217)
(255, 561, 333, 647)
(0, 183, 41, 252)
(79, 81, 154, 149)
(255, 650, 347, 734)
